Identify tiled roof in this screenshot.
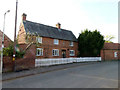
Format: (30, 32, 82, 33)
(103, 43, 120, 50)
(23, 20, 77, 42)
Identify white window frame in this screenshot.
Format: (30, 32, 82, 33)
(70, 41, 73, 46)
(36, 48, 43, 56)
(36, 37, 42, 43)
(69, 50, 75, 56)
(52, 49, 59, 56)
(114, 52, 117, 57)
(54, 39, 59, 45)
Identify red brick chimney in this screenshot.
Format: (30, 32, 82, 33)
(22, 13, 27, 21)
(56, 23, 61, 29)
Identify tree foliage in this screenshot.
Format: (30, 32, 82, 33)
(104, 35, 115, 43)
(3, 44, 25, 58)
(78, 29, 105, 57)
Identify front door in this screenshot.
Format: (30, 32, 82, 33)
(62, 50, 66, 58)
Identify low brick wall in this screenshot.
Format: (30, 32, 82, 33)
(3, 44, 36, 72)
(3, 57, 35, 72)
(3, 57, 13, 72)
(15, 58, 35, 71)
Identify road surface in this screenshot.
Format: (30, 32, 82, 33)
(2, 61, 118, 88)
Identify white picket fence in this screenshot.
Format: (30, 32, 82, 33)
(35, 57, 101, 67)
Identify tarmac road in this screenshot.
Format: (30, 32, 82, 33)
(2, 61, 118, 88)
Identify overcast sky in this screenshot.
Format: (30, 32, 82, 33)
(0, 0, 118, 42)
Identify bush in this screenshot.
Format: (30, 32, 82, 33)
(3, 45, 13, 57)
(3, 45, 25, 58)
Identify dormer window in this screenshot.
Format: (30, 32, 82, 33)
(70, 41, 73, 46)
(36, 37, 42, 43)
(54, 39, 59, 45)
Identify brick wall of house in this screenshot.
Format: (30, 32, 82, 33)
(17, 23, 26, 44)
(18, 44, 36, 69)
(35, 37, 78, 58)
(0, 30, 12, 48)
(19, 44, 36, 59)
(118, 50, 120, 60)
(101, 49, 119, 61)
(0, 31, 2, 47)
(100, 43, 120, 61)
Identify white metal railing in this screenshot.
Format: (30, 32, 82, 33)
(35, 57, 101, 67)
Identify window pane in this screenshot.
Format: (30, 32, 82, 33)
(54, 39, 59, 45)
(36, 37, 42, 43)
(53, 50, 54, 56)
(70, 41, 73, 46)
(53, 49, 59, 56)
(114, 52, 117, 57)
(37, 49, 40, 55)
(70, 50, 75, 56)
(36, 48, 43, 56)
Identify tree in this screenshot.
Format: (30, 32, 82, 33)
(78, 29, 105, 57)
(104, 35, 115, 43)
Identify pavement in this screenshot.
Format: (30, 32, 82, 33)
(2, 61, 100, 81)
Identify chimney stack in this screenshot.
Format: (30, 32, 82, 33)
(22, 13, 27, 21)
(56, 23, 61, 29)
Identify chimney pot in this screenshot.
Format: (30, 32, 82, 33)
(22, 13, 27, 21)
(56, 23, 61, 29)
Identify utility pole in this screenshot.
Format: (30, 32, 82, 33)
(13, 0, 18, 71)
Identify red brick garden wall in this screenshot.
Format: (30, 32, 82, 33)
(3, 44, 36, 72)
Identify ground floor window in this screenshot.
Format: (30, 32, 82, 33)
(36, 48, 43, 56)
(52, 49, 59, 56)
(70, 50, 75, 56)
(114, 52, 117, 57)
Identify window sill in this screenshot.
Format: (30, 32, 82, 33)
(36, 55, 43, 56)
(37, 42, 42, 44)
(69, 55, 75, 56)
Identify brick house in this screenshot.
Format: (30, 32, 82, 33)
(0, 30, 12, 50)
(0, 30, 14, 72)
(17, 13, 78, 59)
(101, 43, 120, 60)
